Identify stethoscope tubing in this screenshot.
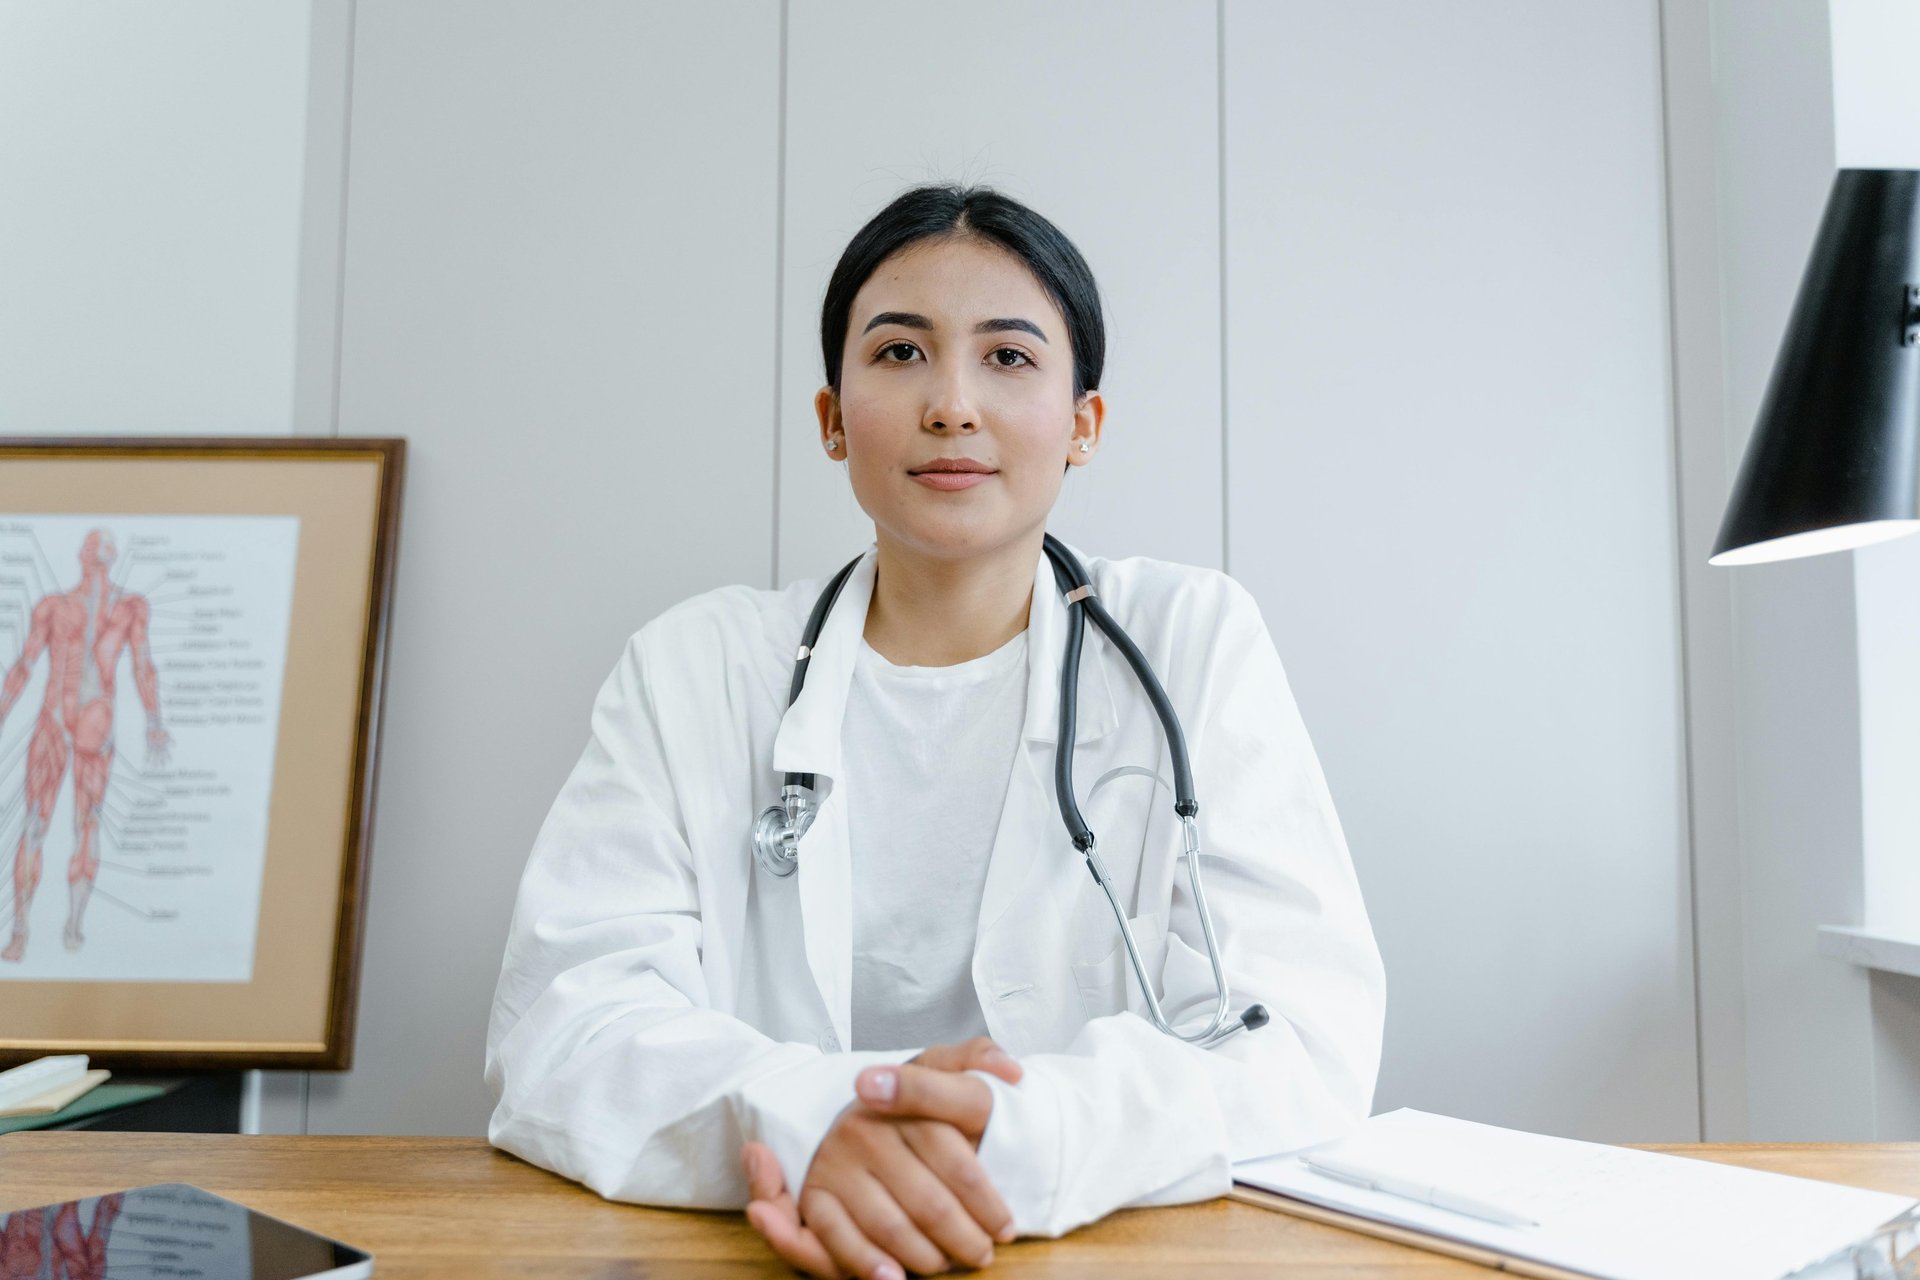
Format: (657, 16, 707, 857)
(1040, 536, 1197, 845)
(755, 534, 1266, 1050)
(783, 551, 864, 795)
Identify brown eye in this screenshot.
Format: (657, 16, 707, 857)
(993, 347, 1033, 368)
(877, 342, 918, 362)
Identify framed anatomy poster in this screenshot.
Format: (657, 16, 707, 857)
(0, 438, 404, 1070)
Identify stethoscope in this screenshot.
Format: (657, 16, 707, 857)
(751, 533, 1268, 1050)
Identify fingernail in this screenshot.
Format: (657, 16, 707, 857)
(859, 1068, 897, 1102)
(997, 1222, 1017, 1243)
(874, 1262, 904, 1280)
(986, 1047, 1016, 1068)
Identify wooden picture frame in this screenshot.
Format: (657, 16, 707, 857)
(0, 437, 405, 1070)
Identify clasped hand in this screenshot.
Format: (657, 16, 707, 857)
(741, 1036, 1022, 1279)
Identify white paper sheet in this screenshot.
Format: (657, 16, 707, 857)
(1234, 1109, 1915, 1280)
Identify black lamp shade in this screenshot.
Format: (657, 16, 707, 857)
(1710, 168, 1920, 566)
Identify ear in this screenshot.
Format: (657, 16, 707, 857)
(1066, 389, 1105, 466)
(814, 386, 842, 456)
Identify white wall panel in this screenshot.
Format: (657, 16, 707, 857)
(1709, 0, 1875, 1141)
(1858, 535, 1920, 935)
(776, 0, 1223, 584)
(1224, 0, 1697, 1140)
(0, 3, 312, 434)
(1834, 0, 1920, 1145)
(312, 0, 782, 1135)
(1830, 0, 1920, 169)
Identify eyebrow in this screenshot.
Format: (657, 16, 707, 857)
(861, 311, 1049, 343)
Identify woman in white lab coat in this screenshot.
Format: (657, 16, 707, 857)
(484, 183, 1386, 1280)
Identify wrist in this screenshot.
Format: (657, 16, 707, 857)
(736, 1046, 920, 1204)
(968, 1067, 1062, 1238)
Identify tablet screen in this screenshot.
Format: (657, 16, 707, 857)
(0, 1183, 372, 1280)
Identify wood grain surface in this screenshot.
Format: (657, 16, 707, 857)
(2, 1133, 1917, 1278)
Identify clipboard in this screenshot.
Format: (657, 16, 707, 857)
(1228, 1183, 1599, 1280)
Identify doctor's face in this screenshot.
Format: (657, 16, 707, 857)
(816, 235, 1102, 563)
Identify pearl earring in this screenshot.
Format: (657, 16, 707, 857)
(1077, 441, 1091, 454)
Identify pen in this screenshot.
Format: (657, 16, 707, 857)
(1301, 1154, 1540, 1229)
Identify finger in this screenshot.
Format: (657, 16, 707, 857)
(975, 1050, 1021, 1084)
(744, 1144, 839, 1273)
(914, 1037, 1023, 1084)
(747, 1198, 842, 1280)
(900, 1117, 1017, 1244)
(955, 1040, 1021, 1085)
(911, 1045, 961, 1072)
(855, 1064, 994, 1139)
(754, 1187, 829, 1261)
(866, 1125, 997, 1268)
(801, 1185, 912, 1280)
(742, 1142, 787, 1202)
(836, 1166, 957, 1278)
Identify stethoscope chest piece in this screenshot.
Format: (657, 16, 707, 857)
(752, 782, 814, 879)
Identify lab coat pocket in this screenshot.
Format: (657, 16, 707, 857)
(1070, 911, 1166, 1020)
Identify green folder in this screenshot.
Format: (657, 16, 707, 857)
(0, 1082, 172, 1135)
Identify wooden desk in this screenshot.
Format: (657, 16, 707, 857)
(3, 1133, 1918, 1277)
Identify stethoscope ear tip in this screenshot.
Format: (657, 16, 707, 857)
(1241, 1004, 1270, 1031)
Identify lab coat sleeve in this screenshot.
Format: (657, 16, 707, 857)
(969, 576, 1387, 1238)
(484, 623, 917, 1209)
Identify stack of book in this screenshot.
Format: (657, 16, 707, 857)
(0, 1054, 110, 1119)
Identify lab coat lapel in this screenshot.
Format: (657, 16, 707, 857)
(770, 544, 877, 786)
(769, 544, 877, 1053)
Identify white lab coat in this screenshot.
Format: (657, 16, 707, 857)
(484, 541, 1386, 1238)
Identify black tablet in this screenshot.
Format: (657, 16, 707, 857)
(0, 1182, 372, 1279)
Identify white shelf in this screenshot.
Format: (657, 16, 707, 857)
(1818, 925, 1920, 978)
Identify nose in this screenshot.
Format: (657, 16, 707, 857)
(922, 363, 978, 434)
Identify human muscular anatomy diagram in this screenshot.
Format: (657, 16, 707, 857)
(0, 1206, 46, 1278)
(0, 530, 170, 963)
(52, 1194, 122, 1280)
(0, 1193, 125, 1280)
(0, 514, 299, 984)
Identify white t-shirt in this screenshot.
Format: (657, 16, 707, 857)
(843, 626, 1029, 1051)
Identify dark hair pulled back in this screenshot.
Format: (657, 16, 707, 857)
(819, 184, 1105, 401)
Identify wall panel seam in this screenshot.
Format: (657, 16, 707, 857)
(771, 0, 789, 590)
(1216, 0, 1230, 575)
(328, 0, 359, 444)
(1653, 0, 1710, 1143)
(307, 0, 360, 1134)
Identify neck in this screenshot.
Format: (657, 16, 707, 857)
(863, 528, 1041, 667)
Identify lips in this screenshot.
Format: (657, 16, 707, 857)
(911, 468, 994, 491)
(908, 460, 995, 475)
